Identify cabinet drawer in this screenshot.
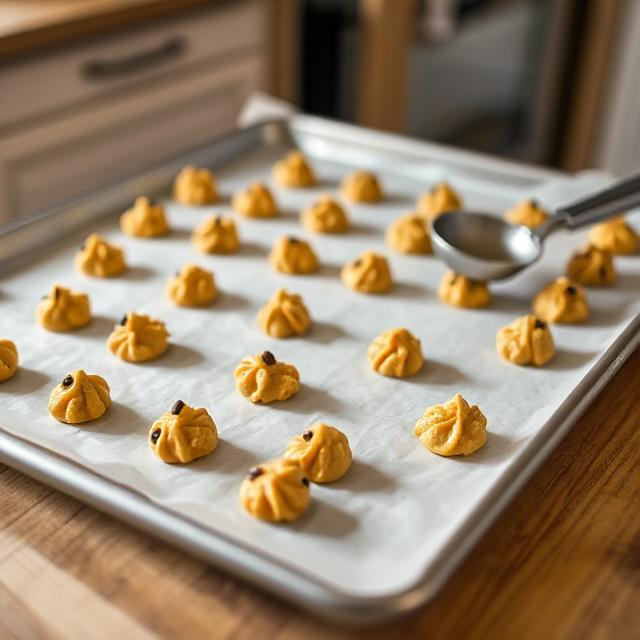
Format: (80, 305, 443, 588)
(0, 0, 264, 130)
(0, 55, 263, 219)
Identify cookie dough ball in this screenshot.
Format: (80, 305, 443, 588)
(120, 197, 169, 238)
(232, 182, 278, 218)
(108, 312, 169, 362)
(0, 340, 18, 382)
(167, 264, 217, 307)
(386, 213, 431, 254)
(532, 276, 589, 324)
(438, 271, 491, 309)
(240, 458, 310, 523)
(566, 244, 616, 286)
(368, 328, 424, 378)
(341, 251, 393, 294)
(149, 400, 218, 464)
(234, 350, 300, 404)
(173, 165, 218, 205)
(75, 234, 126, 278)
(257, 288, 311, 338)
(192, 214, 240, 255)
(36, 285, 91, 332)
(588, 216, 638, 255)
(273, 151, 316, 188)
(301, 196, 349, 234)
(48, 369, 111, 424)
(504, 199, 549, 229)
(496, 315, 555, 367)
(284, 423, 352, 483)
(269, 236, 319, 275)
(341, 170, 383, 203)
(416, 182, 462, 221)
(414, 393, 487, 457)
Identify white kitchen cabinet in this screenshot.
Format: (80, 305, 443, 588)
(0, 0, 265, 222)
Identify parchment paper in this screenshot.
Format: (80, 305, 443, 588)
(1, 144, 639, 598)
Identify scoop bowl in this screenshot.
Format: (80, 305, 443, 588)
(429, 171, 640, 281)
(431, 211, 542, 281)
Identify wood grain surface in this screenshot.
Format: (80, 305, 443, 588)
(0, 347, 639, 640)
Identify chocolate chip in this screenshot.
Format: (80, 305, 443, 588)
(41, 294, 48, 300)
(288, 236, 300, 243)
(534, 318, 546, 330)
(52, 287, 60, 300)
(80, 244, 85, 252)
(248, 466, 264, 481)
(171, 400, 185, 415)
(120, 314, 128, 326)
(261, 350, 276, 366)
(529, 198, 540, 209)
(213, 215, 221, 225)
(566, 285, 577, 295)
(353, 259, 362, 268)
(302, 477, 310, 487)
(175, 270, 180, 277)
(599, 266, 607, 280)
(150, 428, 161, 445)
(449, 276, 458, 286)
(302, 430, 313, 442)
(62, 375, 73, 387)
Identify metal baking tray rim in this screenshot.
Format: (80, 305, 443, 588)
(1, 116, 638, 624)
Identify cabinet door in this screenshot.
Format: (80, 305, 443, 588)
(0, 0, 265, 129)
(0, 55, 263, 221)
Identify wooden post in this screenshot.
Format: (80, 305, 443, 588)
(357, 0, 415, 132)
(559, 0, 623, 171)
(266, 0, 301, 104)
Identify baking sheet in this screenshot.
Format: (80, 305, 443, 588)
(1, 136, 639, 600)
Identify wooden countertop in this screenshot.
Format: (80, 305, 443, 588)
(0, 347, 638, 638)
(0, 0, 214, 58)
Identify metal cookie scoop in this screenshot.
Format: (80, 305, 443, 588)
(431, 172, 640, 281)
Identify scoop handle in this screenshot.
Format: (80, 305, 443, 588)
(557, 172, 640, 228)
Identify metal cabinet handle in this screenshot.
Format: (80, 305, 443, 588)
(81, 36, 187, 80)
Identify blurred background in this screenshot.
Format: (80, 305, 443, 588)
(1, 0, 638, 222)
